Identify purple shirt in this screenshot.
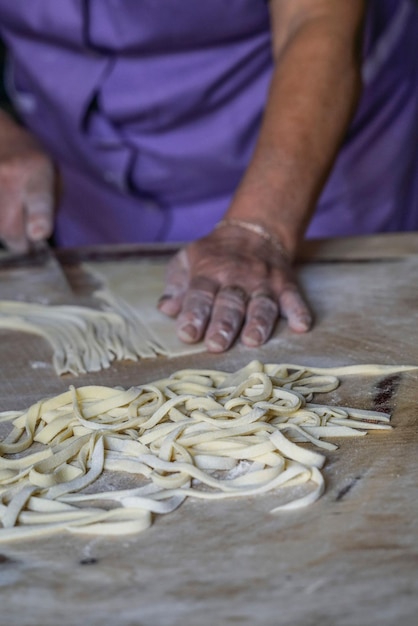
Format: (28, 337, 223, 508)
(0, 0, 417, 246)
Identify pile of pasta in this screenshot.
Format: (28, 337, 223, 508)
(0, 360, 399, 541)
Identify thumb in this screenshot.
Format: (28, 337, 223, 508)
(158, 248, 190, 317)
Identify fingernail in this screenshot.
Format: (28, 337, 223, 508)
(243, 327, 264, 347)
(27, 217, 50, 240)
(158, 294, 180, 317)
(206, 331, 229, 352)
(178, 323, 199, 343)
(158, 294, 171, 303)
(293, 315, 312, 333)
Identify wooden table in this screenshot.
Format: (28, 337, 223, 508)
(1, 233, 417, 626)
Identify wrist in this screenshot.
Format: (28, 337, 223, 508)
(212, 218, 300, 265)
(222, 202, 304, 260)
(214, 218, 290, 260)
(225, 154, 312, 259)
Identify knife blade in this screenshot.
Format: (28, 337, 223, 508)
(0, 240, 74, 302)
(30, 240, 74, 296)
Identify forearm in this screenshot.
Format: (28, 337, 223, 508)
(226, 6, 364, 258)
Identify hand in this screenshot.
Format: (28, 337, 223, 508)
(158, 222, 312, 352)
(0, 111, 56, 252)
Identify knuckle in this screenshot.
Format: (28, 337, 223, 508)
(212, 302, 244, 329)
(0, 160, 24, 190)
(248, 296, 278, 322)
(177, 312, 207, 332)
(189, 275, 217, 294)
(218, 285, 248, 306)
(186, 287, 215, 307)
(179, 293, 213, 323)
(249, 289, 279, 314)
(209, 318, 237, 338)
(249, 304, 277, 325)
(0, 151, 52, 186)
(0, 209, 23, 239)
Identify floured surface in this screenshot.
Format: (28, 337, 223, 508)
(0, 238, 418, 625)
(1, 361, 399, 542)
(84, 255, 418, 371)
(84, 261, 205, 357)
(0, 261, 204, 378)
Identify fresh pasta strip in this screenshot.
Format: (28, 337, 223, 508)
(83, 261, 206, 359)
(0, 291, 201, 376)
(1, 260, 207, 375)
(0, 360, 400, 541)
(0, 300, 150, 375)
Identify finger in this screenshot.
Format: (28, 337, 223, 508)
(0, 193, 28, 252)
(205, 285, 247, 352)
(23, 164, 55, 242)
(279, 286, 312, 333)
(176, 276, 218, 343)
(0, 231, 28, 253)
(158, 249, 190, 317)
(241, 291, 279, 347)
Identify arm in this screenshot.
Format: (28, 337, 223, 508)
(227, 0, 365, 255)
(160, 0, 365, 351)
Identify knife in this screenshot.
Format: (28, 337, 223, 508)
(0, 240, 74, 302)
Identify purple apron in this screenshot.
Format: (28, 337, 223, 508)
(0, 0, 417, 246)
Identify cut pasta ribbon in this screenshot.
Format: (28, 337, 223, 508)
(0, 270, 204, 375)
(0, 360, 409, 541)
(0, 300, 162, 376)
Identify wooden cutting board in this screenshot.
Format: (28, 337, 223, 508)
(0, 234, 417, 626)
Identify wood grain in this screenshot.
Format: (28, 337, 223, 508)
(1, 234, 418, 626)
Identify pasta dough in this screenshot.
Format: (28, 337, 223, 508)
(0, 299, 153, 375)
(84, 260, 205, 357)
(0, 360, 405, 541)
(0, 260, 204, 376)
